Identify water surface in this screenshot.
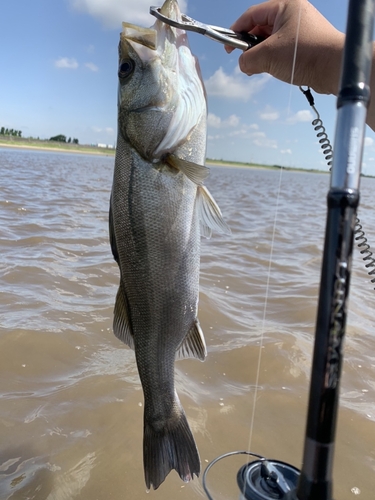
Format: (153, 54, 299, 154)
(0, 148, 374, 499)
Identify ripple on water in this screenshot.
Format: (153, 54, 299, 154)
(0, 152, 375, 499)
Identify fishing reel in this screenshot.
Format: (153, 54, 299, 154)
(203, 451, 300, 500)
(237, 459, 300, 500)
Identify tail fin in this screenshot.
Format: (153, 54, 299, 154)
(143, 409, 200, 490)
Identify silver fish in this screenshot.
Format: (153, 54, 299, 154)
(109, 0, 229, 490)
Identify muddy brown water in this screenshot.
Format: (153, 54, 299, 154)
(0, 147, 374, 499)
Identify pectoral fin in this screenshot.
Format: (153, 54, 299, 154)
(196, 185, 231, 238)
(176, 319, 207, 361)
(113, 281, 135, 350)
(167, 154, 210, 185)
(109, 200, 119, 265)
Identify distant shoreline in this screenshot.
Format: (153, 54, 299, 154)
(206, 160, 276, 171)
(0, 139, 115, 156)
(4, 139, 369, 176)
(0, 142, 285, 170)
(0, 140, 275, 167)
(206, 159, 329, 174)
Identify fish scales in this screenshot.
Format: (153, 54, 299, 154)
(109, 0, 229, 490)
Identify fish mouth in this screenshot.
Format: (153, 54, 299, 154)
(122, 0, 182, 50)
(122, 23, 157, 50)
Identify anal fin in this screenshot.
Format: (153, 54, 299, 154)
(176, 319, 207, 361)
(113, 281, 134, 350)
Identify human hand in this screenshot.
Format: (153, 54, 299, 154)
(226, 0, 345, 95)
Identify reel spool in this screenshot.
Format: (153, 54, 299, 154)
(237, 460, 300, 500)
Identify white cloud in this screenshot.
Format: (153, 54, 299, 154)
(228, 129, 246, 137)
(207, 113, 222, 129)
(85, 62, 99, 72)
(260, 110, 279, 121)
(91, 126, 115, 135)
(281, 149, 292, 154)
(229, 127, 264, 139)
(365, 136, 374, 147)
(227, 114, 240, 127)
(69, 0, 187, 28)
(207, 114, 277, 152)
(253, 137, 277, 149)
(55, 57, 79, 69)
(287, 109, 313, 123)
(207, 113, 240, 129)
(251, 132, 266, 139)
(204, 67, 270, 101)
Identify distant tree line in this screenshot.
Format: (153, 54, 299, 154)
(49, 134, 79, 144)
(0, 128, 80, 144)
(0, 127, 22, 137)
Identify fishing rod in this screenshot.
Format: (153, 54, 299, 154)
(296, 0, 375, 498)
(201, 0, 375, 498)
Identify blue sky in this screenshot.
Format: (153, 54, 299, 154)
(2, 0, 375, 173)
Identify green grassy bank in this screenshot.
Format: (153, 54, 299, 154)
(0, 137, 115, 156)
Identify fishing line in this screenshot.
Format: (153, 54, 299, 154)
(245, 0, 303, 457)
(286, 0, 303, 113)
(246, 167, 283, 457)
(290, 1, 302, 86)
(202, 451, 264, 500)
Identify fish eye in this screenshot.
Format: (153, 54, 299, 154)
(118, 59, 134, 79)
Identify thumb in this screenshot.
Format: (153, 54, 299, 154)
(238, 44, 270, 76)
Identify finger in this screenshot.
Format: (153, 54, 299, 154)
(225, 25, 271, 55)
(238, 52, 257, 77)
(238, 43, 270, 77)
(230, 1, 280, 33)
(249, 25, 273, 38)
(224, 44, 236, 54)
